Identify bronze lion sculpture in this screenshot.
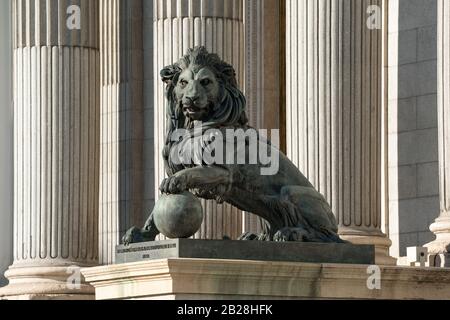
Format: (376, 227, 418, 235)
(123, 46, 345, 244)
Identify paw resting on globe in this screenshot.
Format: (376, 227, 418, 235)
(160, 174, 188, 194)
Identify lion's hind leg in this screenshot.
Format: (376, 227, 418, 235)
(279, 186, 344, 243)
(238, 231, 271, 241)
(273, 226, 311, 242)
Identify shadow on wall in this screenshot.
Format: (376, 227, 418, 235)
(117, 0, 155, 254)
(396, 0, 440, 256)
(100, 0, 154, 265)
(117, 0, 146, 247)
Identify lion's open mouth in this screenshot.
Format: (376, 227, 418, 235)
(183, 105, 200, 113)
(182, 104, 207, 116)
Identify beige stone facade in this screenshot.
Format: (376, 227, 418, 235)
(0, 0, 450, 300)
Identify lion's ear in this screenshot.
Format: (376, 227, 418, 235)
(160, 64, 181, 86)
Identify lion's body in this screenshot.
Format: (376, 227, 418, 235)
(122, 47, 345, 244)
(165, 125, 342, 242)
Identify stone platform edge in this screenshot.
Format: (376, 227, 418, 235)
(81, 259, 450, 300)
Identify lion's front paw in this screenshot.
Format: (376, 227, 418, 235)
(122, 226, 143, 245)
(160, 174, 188, 194)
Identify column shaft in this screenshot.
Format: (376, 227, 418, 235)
(286, 0, 395, 264)
(426, 0, 450, 260)
(153, 0, 244, 240)
(1, 0, 100, 299)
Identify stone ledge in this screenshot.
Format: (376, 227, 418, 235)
(81, 259, 450, 300)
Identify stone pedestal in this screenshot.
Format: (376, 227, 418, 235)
(82, 259, 450, 300)
(286, 0, 395, 265)
(425, 0, 450, 264)
(115, 240, 375, 265)
(0, 0, 100, 299)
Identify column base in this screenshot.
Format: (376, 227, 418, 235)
(0, 292, 93, 301)
(428, 253, 450, 268)
(425, 214, 450, 255)
(0, 262, 95, 300)
(339, 227, 397, 266)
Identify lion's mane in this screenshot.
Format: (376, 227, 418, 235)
(160, 47, 248, 173)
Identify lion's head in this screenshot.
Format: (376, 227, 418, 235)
(160, 46, 248, 129)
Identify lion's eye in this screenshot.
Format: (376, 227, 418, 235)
(180, 80, 188, 87)
(200, 79, 211, 86)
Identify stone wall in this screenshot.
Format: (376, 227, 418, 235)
(244, 0, 281, 235)
(388, 0, 440, 257)
(0, 0, 13, 287)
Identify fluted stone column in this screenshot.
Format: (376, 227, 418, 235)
(98, 0, 145, 265)
(154, 0, 244, 240)
(425, 0, 450, 266)
(0, 0, 100, 299)
(286, 0, 395, 265)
